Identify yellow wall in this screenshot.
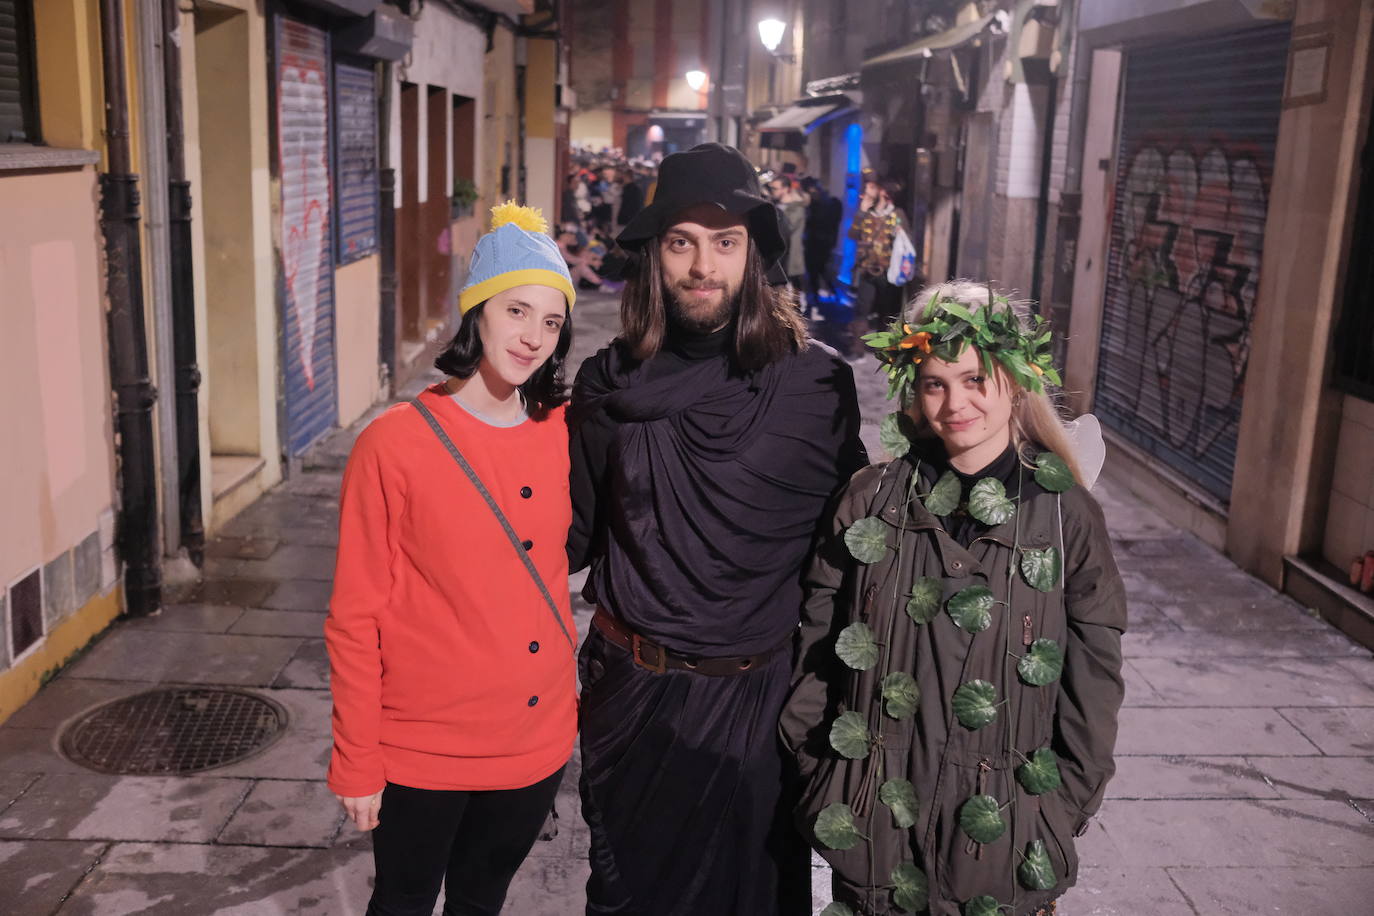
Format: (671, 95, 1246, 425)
(482, 29, 520, 215)
(526, 38, 557, 140)
(334, 255, 382, 426)
(31, 0, 104, 152)
(0, 589, 121, 726)
(0, 169, 117, 588)
(186, 0, 282, 508)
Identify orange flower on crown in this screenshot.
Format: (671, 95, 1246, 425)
(899, 331, 933, 353)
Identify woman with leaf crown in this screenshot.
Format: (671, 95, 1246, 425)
(780, 281, 1126, 916)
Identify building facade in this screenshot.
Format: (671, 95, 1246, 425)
(0, 0, 571, 724)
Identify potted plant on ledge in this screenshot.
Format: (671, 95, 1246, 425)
(451, 178, 479, 220)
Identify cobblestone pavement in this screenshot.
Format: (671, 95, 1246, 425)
(1, 288, 1371, 914)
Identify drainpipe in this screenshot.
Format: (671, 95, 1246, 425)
(100, 0, 162, 616)
(1029, 73, 1058, 313)
(379, 60, 398, 391)
(163, 0, 204, 565)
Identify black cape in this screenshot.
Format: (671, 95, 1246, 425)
(568, 328, 868, 656)
(568, 328, 867, 915)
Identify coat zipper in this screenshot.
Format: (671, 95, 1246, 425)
(1023, 613, 1034, 647)
(966, 757, 993, 858)
(860, 583, 878, 621)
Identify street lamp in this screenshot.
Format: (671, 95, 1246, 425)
(685, 69, 707, 92)
(757, 18, 786, 54)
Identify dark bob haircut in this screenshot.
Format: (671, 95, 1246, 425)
(433, 300, 573, 417)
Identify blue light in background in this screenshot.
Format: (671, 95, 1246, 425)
(836, 121, 863, 309)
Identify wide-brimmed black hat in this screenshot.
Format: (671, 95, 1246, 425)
(616, 143, 787, 272)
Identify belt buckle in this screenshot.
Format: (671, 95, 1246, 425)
(631, 633, 667, 674)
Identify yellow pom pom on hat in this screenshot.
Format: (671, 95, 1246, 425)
(457, 200, 577, 315)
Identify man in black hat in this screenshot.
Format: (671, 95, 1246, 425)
(568, 143, 867, 914)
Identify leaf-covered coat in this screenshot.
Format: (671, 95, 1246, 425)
(780, 455, 1126, 915)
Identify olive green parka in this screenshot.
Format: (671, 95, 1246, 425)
(780, 453, 1126, 915)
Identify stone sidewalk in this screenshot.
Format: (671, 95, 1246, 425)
(1, 287, 1372, 914)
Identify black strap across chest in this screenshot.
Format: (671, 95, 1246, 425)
(410, 398, 576, 655)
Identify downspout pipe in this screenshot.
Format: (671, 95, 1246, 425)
(163, 0, 205, 565)
(100, 0, 162, 616)
(379, 60, 398, 391)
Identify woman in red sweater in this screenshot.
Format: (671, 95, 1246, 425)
(326, 203, 579, 916)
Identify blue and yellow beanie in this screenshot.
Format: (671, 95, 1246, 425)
(458, 201, 576, 315)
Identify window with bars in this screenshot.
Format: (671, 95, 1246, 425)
(0, 0, 39, 143)
(1333, 99, 1374, 401)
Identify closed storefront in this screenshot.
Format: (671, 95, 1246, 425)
(275, 16, 338, 456)
(1094, 23, 1289, 502)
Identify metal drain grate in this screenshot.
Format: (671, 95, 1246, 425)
(59, 688, 287, 775)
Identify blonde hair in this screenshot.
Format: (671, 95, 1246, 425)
(903, 281, 1086, 486)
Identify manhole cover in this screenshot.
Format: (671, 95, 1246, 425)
(59, 688, 287, 775)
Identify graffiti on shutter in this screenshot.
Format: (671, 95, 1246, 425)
(1096, 23, 1290, 503)
(276, 16, 337, 455)
(335, 60, 378, 264)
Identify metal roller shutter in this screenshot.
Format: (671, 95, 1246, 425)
(334, 60, 378, 264)
(276, 16, 338, 456)
(0, 0, 36, 142)
(1095, 22, 1290, 503)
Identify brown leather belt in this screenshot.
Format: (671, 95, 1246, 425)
(592, 607, 787, 677)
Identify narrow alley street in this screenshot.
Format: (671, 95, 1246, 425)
(1, 288, 1371, 915)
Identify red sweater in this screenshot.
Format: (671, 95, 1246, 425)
(325, 385, 577, 796)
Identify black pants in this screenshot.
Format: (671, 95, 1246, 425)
(855, 273, 905, 324)
(366, 766, 565, 916)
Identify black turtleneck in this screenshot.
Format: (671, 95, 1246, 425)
(910, 440, 1041, 547)
(646, 321, 733, 380)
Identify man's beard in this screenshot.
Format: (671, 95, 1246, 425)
(664, 277, 741, 335)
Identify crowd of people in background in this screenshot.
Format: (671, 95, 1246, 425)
(558, 146, 917, 334)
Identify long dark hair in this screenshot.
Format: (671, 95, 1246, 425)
(433, 300, 573, 416)
(620, 238, 807, 372)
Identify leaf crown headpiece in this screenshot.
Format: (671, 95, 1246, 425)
(862, 288, 1062, 399)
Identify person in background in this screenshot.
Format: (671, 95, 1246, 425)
(769, 174, 811, 301)
(327, 202, 579, 916)
(849, 176, 909, 326)
(616, 167, 644, 234)
(802, 176, 843, 304)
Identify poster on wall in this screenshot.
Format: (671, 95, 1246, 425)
(276, 16, 338, 455)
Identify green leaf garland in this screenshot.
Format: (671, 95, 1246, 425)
(1016, 748, 1063, 795)
(819, 904, 855, 916)
(829, 710, 871, 759)
(814, 802, 863, 850)
(881, 671, 920, 719)
(1017, 839, 1057, 890)
(924, 470, 961, 516)
(958, 794, 1006, 844)
(891, 862, 930, 912)
(964, 896, 1002, 916)
(1017, 638, 1065, 687)
(952, 680, 999, 729)
(906, 576, 943, 624)
(1034, 452, 1075, 492)
(1020, 546, 1061, 592)
(946, 585, 995, 633)
(880, 412, 914, 459)
(844, 517, 888, 564)
(835, 622, 880, 671)
(879, 778, 920, 829)
(968, 478, 1016, 525)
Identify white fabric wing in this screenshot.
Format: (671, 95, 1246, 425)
(1061, 413, 1106, 490)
